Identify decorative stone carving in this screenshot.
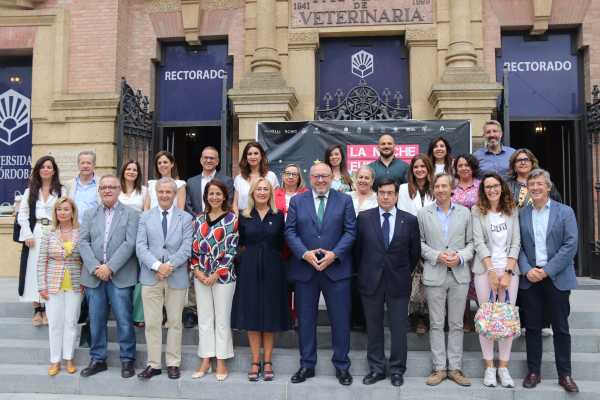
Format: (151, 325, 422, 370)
(0, 0, 46, 10)
(201, 0, 237, 10)
(288, 30, 319, 51)
(406, 27, 437, 41)
(148, 0, 182, 14)
(180, 0, 201, 45)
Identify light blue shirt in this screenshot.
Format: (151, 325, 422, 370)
(473, 145, 516, 182)
(532, 198, 551, 267)
(378, 206, 397, 241)
(74, 174, 98, 223)
(436, 202, 464, 265)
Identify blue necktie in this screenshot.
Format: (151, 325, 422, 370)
(382, 212, 391, 251)
(162, 210, 168, 239)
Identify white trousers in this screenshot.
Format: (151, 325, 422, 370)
(194, 277, 236, 359)
(45, 290, 83, 363)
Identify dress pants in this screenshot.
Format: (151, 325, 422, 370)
(295, 272, 352, 370)
(424, 270, 469, 371)
(142, 279, 187, 369)
(361, 271, 409, 375)
(46, 290, 83, 363)
(85, 280, 136, 363)
(194, 277, 236, 359)
(519, 276, 572, 376)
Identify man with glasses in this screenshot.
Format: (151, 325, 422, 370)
(417, 172, 474, 387)
(78, 174, 140, 379)
(285, 163, 357, 385)
(184, 147, 234, 328)
(518, 169, 579, 393)
(354, 179, 420, 387)
(473, 120, 516, 181)
(64, 151, 100, 223)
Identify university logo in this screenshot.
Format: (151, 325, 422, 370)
(0, 89, 31, 146)
(351, 51, 374, 79)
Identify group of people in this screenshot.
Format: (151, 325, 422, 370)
(18, 119, 579, 393)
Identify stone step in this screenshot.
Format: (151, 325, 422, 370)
(1, 364, 600, 400)
(1, 339, 600, 380)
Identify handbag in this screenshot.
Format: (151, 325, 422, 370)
(0, 202, 14, 215)
(475, 289, 521, 341)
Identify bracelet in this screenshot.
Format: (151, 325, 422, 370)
(486, 269, 496, 274)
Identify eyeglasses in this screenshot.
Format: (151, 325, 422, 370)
(484, 184, 501, 191)
(99, 186, 120, 192)
(310, 174, 331, 181)
(484, 129, 500, 134)
(377, 190, 396, 197)
(283, 172, 299, 178)
(201, 156, 217, 161)
(515, 158, 531, 164)
(528, 182, 547, 188)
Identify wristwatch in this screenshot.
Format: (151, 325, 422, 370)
(506, 269, 516, 276)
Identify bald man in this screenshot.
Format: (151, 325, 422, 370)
(368, 135, 409, 189)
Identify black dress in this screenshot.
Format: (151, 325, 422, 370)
(231, 208, 291, 332)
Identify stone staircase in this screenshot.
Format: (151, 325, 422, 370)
(1, 285, 600, 399)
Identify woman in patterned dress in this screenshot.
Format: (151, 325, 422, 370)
(190, 179, 239, 381)
(451, 153, 481, 332)
(324, 144, 355, 192)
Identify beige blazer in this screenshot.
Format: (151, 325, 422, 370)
(64, 175, 101, 203)
(471, 206, 521, 275)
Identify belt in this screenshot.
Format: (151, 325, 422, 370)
(36, 218, 50, 226)
(447, 267, 453, 273)
(535, 266, 544, 269)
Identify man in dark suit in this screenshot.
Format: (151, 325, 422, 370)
(518, 169, 579, 393)
(183, 146, 234, 328)
(354, 179, 420, 387)
(285, 163, 357, 385)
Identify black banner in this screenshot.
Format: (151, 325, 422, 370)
(257, 119, 471, 188)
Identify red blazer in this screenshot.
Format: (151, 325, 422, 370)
(274, 188, 308, 260)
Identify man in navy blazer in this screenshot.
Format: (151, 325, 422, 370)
(285, 163, 357, 385)
(518, 169, 579, 393)
(354, 179, 420, 387)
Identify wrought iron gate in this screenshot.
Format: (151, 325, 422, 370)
(586, 85, 600, 278)
(221, 72, 233, 176)
(117, 77, 155, 183)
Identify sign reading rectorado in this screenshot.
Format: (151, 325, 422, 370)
(290, 0, 434, 28)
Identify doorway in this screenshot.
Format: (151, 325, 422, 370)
(161, 125, 222, 181)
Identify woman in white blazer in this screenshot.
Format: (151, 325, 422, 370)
(471, 171, 521, 389)
(398, 154, 435, 334)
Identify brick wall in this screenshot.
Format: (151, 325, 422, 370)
(0, 26, 37, 55)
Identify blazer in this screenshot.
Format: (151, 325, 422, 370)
(517, 201, 578, 291)
(78, 202, 140, 289)
(507, 178, 562, 207)
(185, 172, 234, 218)
(354, 207, 421, 298)
(417, 203, 474, 286)
(37, 229, 83, 293)
(64, 176, 101, 203)
(284, 189, 357, 282)
(136, 206, 194, 290)
(274, 188, 309, 218)
(471, 206, 521, 275)
(397, 183, 435, 217)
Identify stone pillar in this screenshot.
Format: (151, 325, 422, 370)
(250, 0, 281, 73)
(445, 0, 477, 68)
(287, 29, 319, 121)
(405, 26, 438, 120)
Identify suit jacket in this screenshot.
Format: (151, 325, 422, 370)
(185, 172, 234, 218)
(354, 207, 420, 298)
(284, 189, 357, 282)
(517, 201, 578, 291)
(136, 206, 193, 290)
(78, 202, 140, 289)
(417, 203, 474, 286)
(397, 183, 435, 217)
(507, 179, 562, 207)
(471, 206, 521, 275)
(64, 176, 101, 203)
(37, 228, 83, 293)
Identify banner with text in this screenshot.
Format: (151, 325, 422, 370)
(257, 119, 471, 188)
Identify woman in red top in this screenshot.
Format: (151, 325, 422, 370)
(274, 164, 308, 329)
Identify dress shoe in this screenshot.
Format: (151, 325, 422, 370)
(183, 312, 198, 328)
(80, 360, 108, 377)
(121, 361, 135, 378)
(137, 366, 162, 379)
(558, 376, 579, 393)
(336, 369, 353, 385)
(168, 366, 180, 379)
(363, 371, 386, 385)
(291, 367, 315, 383)
(522, 373, 541, 389)
(391, 373, 404, 387)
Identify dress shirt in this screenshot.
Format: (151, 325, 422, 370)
(151, 203, 175, 271)
(473, 145, 516, 181)
(74, 174, 98, 223)
(532, 198, 551, 267)
(368, 156, 409, 190)
(435, 202, 464, 265)
(312, 189, 329, 213)
(102, 201, 118, 263)
(200, 170, 217, 211)
(379, 206, 397, 240)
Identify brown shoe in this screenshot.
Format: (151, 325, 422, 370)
(558, 376, 579, 393)
(137, 366, 162, 379)
(522, 372, 541, 389)
(168, 366, 180, 379)
(426, 369, 447, 386)
(448, 369, 471, 386)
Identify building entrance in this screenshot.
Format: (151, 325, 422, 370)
(162, 125, 221, 181)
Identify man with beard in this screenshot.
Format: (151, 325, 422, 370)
(368, 135, 409, 190)
(473, 120, 516, 181)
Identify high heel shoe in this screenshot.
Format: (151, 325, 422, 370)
(42, 306, 48, 325)
(248, 363, 261, 382)
(192, 364, 212, 379)
(263, 362, 274, 381)
(32, 306, 43, 326)
(216, 365, 228, 381)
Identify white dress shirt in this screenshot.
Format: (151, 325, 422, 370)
(312, 188, 329, 213)
(378, 206, 397, 240)
(151, 203, 175, 271)
(200, 170, 217, 211)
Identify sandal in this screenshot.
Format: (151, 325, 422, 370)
(416, 317, 427, 334)
(32, 306, 43, 326)
(463, 321, 471, 333)
(192, 362, 212, 379)
(42, 306, 48, 325)
(216, 362, 227, 381)
(248, 362, 262, 382)
(263, 361, 274, 381)
(134, 322, 145, 327)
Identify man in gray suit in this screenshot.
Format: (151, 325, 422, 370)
(78, 174, 140, 378)
(183, 147, 233, 328)
(136, 177, 193, 380)
(417, 172, 474, 387)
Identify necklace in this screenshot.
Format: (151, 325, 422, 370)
(59, 227, 74, 233)
(249, 174, 260, 177)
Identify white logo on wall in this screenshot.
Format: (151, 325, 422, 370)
(0, 89, 30, 146)
(352, 51, 374, 78)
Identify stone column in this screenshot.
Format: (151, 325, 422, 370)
(445, 0, 477, 68)
(405, 26, 438, 119)
(250, 0, 281, 73)
(287, 29, 319, 121)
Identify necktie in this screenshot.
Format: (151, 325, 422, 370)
(317, 196, 325, 228)
(162, 210, 168, 239)
(382, 212, 391, 250)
